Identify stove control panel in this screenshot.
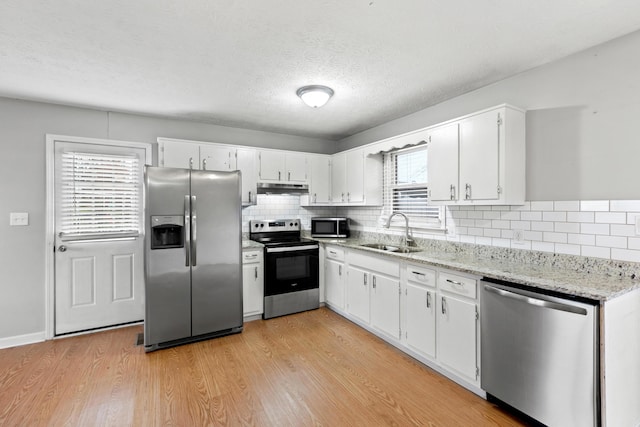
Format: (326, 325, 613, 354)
(250, 219, 300, 232)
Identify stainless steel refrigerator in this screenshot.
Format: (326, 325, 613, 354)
(144, 166, 243, 352)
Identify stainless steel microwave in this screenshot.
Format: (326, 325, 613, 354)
(311, 217, 350, 238)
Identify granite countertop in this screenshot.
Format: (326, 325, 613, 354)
(312, 236, 640, 302)
(242, 240, 264, 250)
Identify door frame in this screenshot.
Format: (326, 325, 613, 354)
(45, 134, 153, 339)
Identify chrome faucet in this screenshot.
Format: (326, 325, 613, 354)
(385, 212, 415, 247)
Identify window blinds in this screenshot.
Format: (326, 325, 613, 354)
(382, 146, 442, 226)
(60, 151, 141, 239)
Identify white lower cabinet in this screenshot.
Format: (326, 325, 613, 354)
(325, 246, 345, 309)
(404, 265, 437, 359)
(242, 250, 263, 317)
(322, 246, 481, 393)
(346, 265, 370, 324)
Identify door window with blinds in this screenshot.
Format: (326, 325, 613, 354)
(382, 145, 443, 229)
(59, 151, 142, 241)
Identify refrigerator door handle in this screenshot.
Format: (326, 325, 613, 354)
(184, 194, 191, 267)
(191, 195, 197, 266)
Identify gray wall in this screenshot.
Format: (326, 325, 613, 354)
(0, 98, 334, 340)
(339, 29, 640, 201)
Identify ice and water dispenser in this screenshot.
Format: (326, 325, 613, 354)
(150, 215, 184, 249)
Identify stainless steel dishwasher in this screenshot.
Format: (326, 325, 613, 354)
(480, 281, 599, 427)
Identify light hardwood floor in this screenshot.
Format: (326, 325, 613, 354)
(0, 308, 527, 426)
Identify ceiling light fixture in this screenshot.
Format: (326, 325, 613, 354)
(296, 85, 334, 108)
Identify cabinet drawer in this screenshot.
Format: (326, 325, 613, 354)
(406, 264, 436, 288)
(349, 251, 399, 277)
(243, 250, 262, 264)
(325, 246, 345, 262)
(438, 272, 477, 299)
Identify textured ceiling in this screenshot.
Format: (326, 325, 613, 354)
(1, 1, 640, 140)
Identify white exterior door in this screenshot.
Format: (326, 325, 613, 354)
(53, 140, 149, 335)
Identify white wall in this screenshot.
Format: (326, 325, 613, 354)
(0, 98, 335, 341)
(339, 29, 640, 201)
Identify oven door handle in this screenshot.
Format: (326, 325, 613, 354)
(266, 245, 319, 253)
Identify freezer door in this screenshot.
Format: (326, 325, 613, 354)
(190, 170, 243, 336)
(144, 166, 192, 347)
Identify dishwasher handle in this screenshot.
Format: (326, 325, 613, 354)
(483, 284, 587, 316)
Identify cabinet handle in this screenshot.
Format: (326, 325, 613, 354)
(254, 266, 258, 279)
(347, 192, 350, 202)
(364, 275, 367, 286)
(465, 183, 471, 200)
(441, 296, 447, 314)
(202, 158, 207, 170)
(278, 171, 281, 181)
(314, 193, 317, 203)
(426, 291, 431, 308)
(248, 191, 253, 203)
(288, 171, 291, 181)
(372, 275, 376, 289)
(189, 157, 194, 169)
(450, 184, 456, 200)
(338, 265, 342, 275)
(446, 278, 464, 287)
(341, 192, 345, 202)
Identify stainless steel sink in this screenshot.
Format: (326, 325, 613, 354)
(359, 243, 423, 253)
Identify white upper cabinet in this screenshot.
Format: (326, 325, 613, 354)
(160, 140, 201, 169)
(427, 105, 525, 205)
(236, 148, 258, 205)
(258, 150, 307, 182)
(331, 148, 382, 206)
(427, 123, 460, 202)
(303, 154, 332, 205)
(200, 145, 236, 171)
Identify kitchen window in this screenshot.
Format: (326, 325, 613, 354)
(381, 145, 443, 229)
(59, 151, 141, 240)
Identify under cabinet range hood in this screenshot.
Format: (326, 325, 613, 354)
(257, 182, 309, 194)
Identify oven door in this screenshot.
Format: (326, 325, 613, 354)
(264, 245, 319, 296)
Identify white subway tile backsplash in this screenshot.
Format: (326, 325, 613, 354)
(611, 248, 640, 262)
(555, 222, 580, 233)
(500, 211, 521, 221)
(581, 223, 610, 235)
(484, 228, 501, 238)
(582, 246, 611, 259)
(524, 230, 543, 241)
(610, 224, 636, 237)
(483, 211, 500, 220)
(543, 211, 567, 222)
(567, 212, 594, 223)
(510, 220, 531, 230)
(595, 212, 627, 224)
(492, 238, 511, 248)
(521, 211, 542, 221)
(468, 228, 483, 237)
(581, 200, 610, 211)
(629, 237, 640, 250)
(511, 202, 531, 211)
(532, 241, 554, 253)
(568, 233, 595, 246)
(554, 201, 579, 211)
(543, 232, 568, 244)
(491, 220, 510, 229)
(611, 200, 640, 212)
(476, 237, 492, 246)
(555, 243, 581, 256)
(467, 211, 483, 219)
(531, 221, 554, 232)
(460, 235, 476, 244)
(596, 235, 627, 249)
(530, 201, 554, 211)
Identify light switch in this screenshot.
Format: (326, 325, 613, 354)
(10, 212, 29, 226)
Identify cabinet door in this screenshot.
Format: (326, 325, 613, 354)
(258, 150, 284, 181)
(200, 145, 236, 171)
(308, 155, 331, 204)
(459, 110, 500, 201)
(325, 258, 345, 309)
(405, 283, 436, 359)
(236, 148, 257, 205)
(242, 262, 263, 316)
(346, 266, 370, 324)
(371, 274, 400, 340)
(331, 153, 346, 203)
(161, 141, 200, 169)
(428, 124, 460, 202)
(437, 295, 478, 381)
(345, 149, 364, 203)
(285, 153, 308, 182)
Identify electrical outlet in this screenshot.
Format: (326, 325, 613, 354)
(513, 229, 524, 243)
(10, 212, 29, 226)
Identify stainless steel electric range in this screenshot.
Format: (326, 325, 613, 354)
(249, 219, 319, 319)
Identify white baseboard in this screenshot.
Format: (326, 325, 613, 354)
(0, 331, 46, 350)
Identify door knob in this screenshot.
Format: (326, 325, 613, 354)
(58, 245, 67, 252)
